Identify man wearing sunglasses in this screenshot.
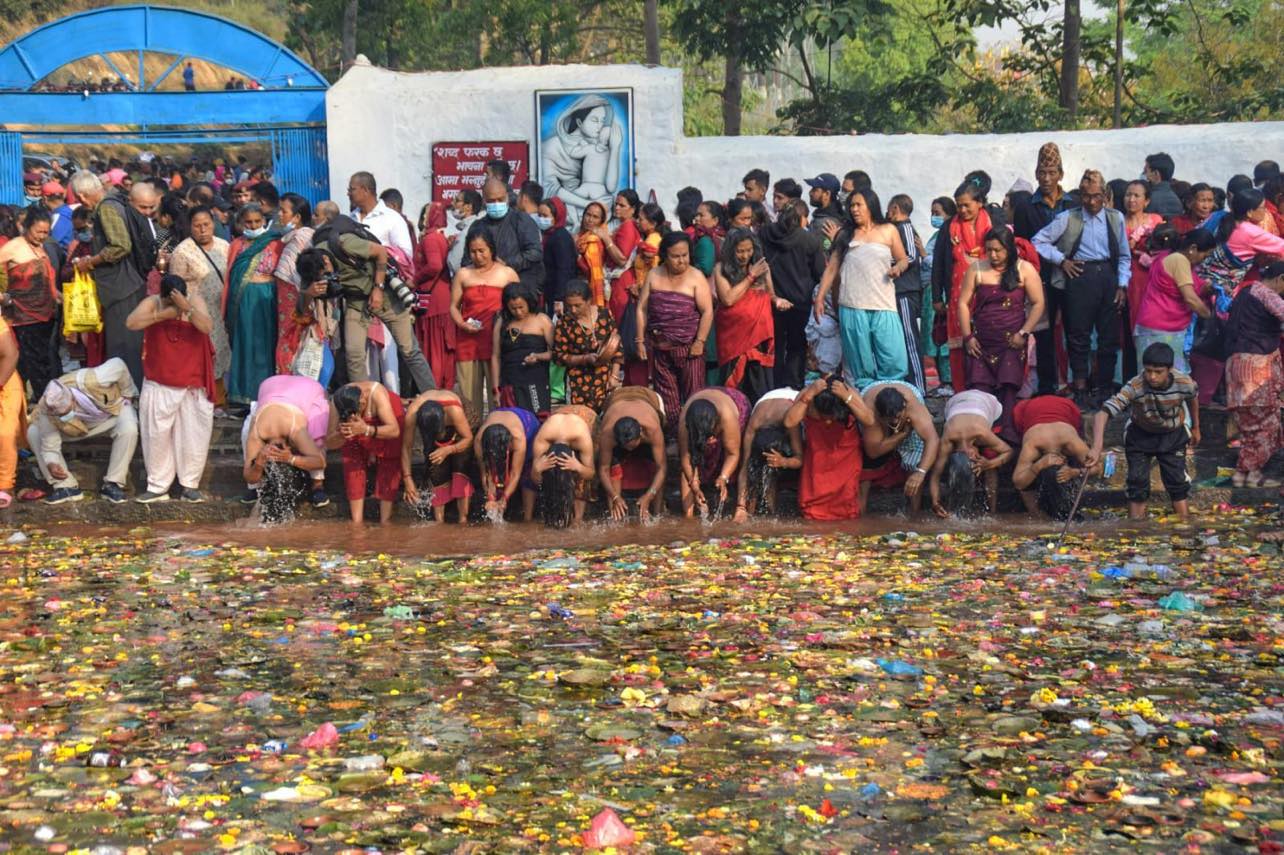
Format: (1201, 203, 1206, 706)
(1032, 169, 1131, 409)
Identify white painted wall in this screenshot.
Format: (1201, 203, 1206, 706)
(327, 59, 1284, 235)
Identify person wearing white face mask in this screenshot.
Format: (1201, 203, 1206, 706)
(224, 203, 282, 406)
(272, 193, 322, 376)
(446, 190, 483, 276)
(465, 178, 545, 295)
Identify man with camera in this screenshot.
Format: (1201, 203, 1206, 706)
(304, 219, 436, 393)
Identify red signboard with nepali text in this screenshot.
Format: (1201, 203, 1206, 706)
(431, 141, 530, 202)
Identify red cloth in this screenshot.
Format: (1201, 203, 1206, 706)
(859, 454, 907, 488)
(415, 312, 455, 391)
(341, 393, 405, 502)
(414, 213, 452, 317)
(715, 287, 775, 389)
(947, 209, 992, 391)
(610, 458, 657, 492)
(142, 318, 216, 402)
(799, 414, 862, 520)
(1012, 395, 1082, 436)
(455, 285, 504, 361)
(1268, 201, 1284, 238)
(608, 220, 642, 324)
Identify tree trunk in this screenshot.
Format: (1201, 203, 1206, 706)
(341, 0, 358, 70)
(644, 0, 661, 65)
(1060, 0, 1081, 123)
(1113, 0, 1125, 128)
(722, 52, 742, 135)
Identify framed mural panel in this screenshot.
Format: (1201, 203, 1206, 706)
(535, 88, 634, 224)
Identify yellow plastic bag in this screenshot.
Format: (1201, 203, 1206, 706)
(62, 270, 102, 334)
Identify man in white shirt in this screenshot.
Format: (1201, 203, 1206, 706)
(347, 171, 412, 258)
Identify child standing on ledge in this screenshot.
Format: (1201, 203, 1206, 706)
(1090, 342, 1199, 520)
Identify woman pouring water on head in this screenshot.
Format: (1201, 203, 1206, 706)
(240, 374, 330, 512)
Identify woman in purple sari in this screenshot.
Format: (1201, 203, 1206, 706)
(957, 227, 1045, 440)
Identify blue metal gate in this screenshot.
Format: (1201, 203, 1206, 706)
(0, 132, 22, 205)
(271, 127, 330, 207)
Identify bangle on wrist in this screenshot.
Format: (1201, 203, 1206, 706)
(914, 467, 927, 475)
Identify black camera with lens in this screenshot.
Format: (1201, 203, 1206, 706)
(322, 271, 344, 300)
(384, 260, 419, 313)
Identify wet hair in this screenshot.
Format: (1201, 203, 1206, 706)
(613, 416, 642, 450)
(639, 202, 669, 235)
(1144, 153, 1175, 182)
(874, 386, 907, 421)
(1150, 224, 1216, 254)
(983, 227, 1022, 292)
(615, 189, 641, 218)
(888, 193, 913, 216)
(159, 272, 187, 300)
(684, 399, 719, 472)
(933, 196, 957, 218)
(333, 384, 363, 421)
(844, 170, 872, 191)
(1035, 466, 1077, 520)
(481, 423, 512, 490)
(456, 189, 483, 216)
(21, 206, 51, 230)
(813, 388, 848, 422)
(466, 228, 498, 259)
(720, 227, 762, 282)
(1142, 342, 1175, 368)
(940, 451, 977, 515)
(747, 424, 792, 512)
(501, 281, 535, 321)
(280, 192, 312, 226)
(541, 442, 576, 529)
(659, 230, 692, 260)
(416, 400, 448, 451)
(1217, 189, 1264, 242)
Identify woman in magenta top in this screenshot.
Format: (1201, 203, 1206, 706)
(1133, 227, 1216, 373)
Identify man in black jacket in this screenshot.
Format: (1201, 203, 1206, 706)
(762, 199, 826, 389)
(467, 178, 545, 292)
(1143, 152, 1183, 218)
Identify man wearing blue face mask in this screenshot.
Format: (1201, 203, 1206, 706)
(465, 177, 545, 294)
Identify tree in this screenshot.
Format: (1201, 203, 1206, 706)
(667, 0, 797, 134)
(644, 0, 661, 64)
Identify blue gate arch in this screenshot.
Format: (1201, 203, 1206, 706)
(0, 4, 329, 204)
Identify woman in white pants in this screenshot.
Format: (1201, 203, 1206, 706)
(125, 274, 216, 503)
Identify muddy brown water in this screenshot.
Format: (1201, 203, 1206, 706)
(60, 512, 1149, 558)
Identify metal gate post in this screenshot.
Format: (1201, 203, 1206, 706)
(0, 132, 23, 206)
(271, 127, 329, 208)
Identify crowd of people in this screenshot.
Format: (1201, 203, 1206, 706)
(1, 144, 1282, 525)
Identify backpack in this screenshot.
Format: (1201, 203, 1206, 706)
(312, 214, 383, 297)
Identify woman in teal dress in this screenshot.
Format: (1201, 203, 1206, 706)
(222, 203, 283, 404)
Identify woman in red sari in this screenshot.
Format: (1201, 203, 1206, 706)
(414, 202, 455, 390)
(713, 228, 786, 403)
(450, 231, 519, 412)
(932, 179, 993, 391)
(784, 376, 875, 520)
